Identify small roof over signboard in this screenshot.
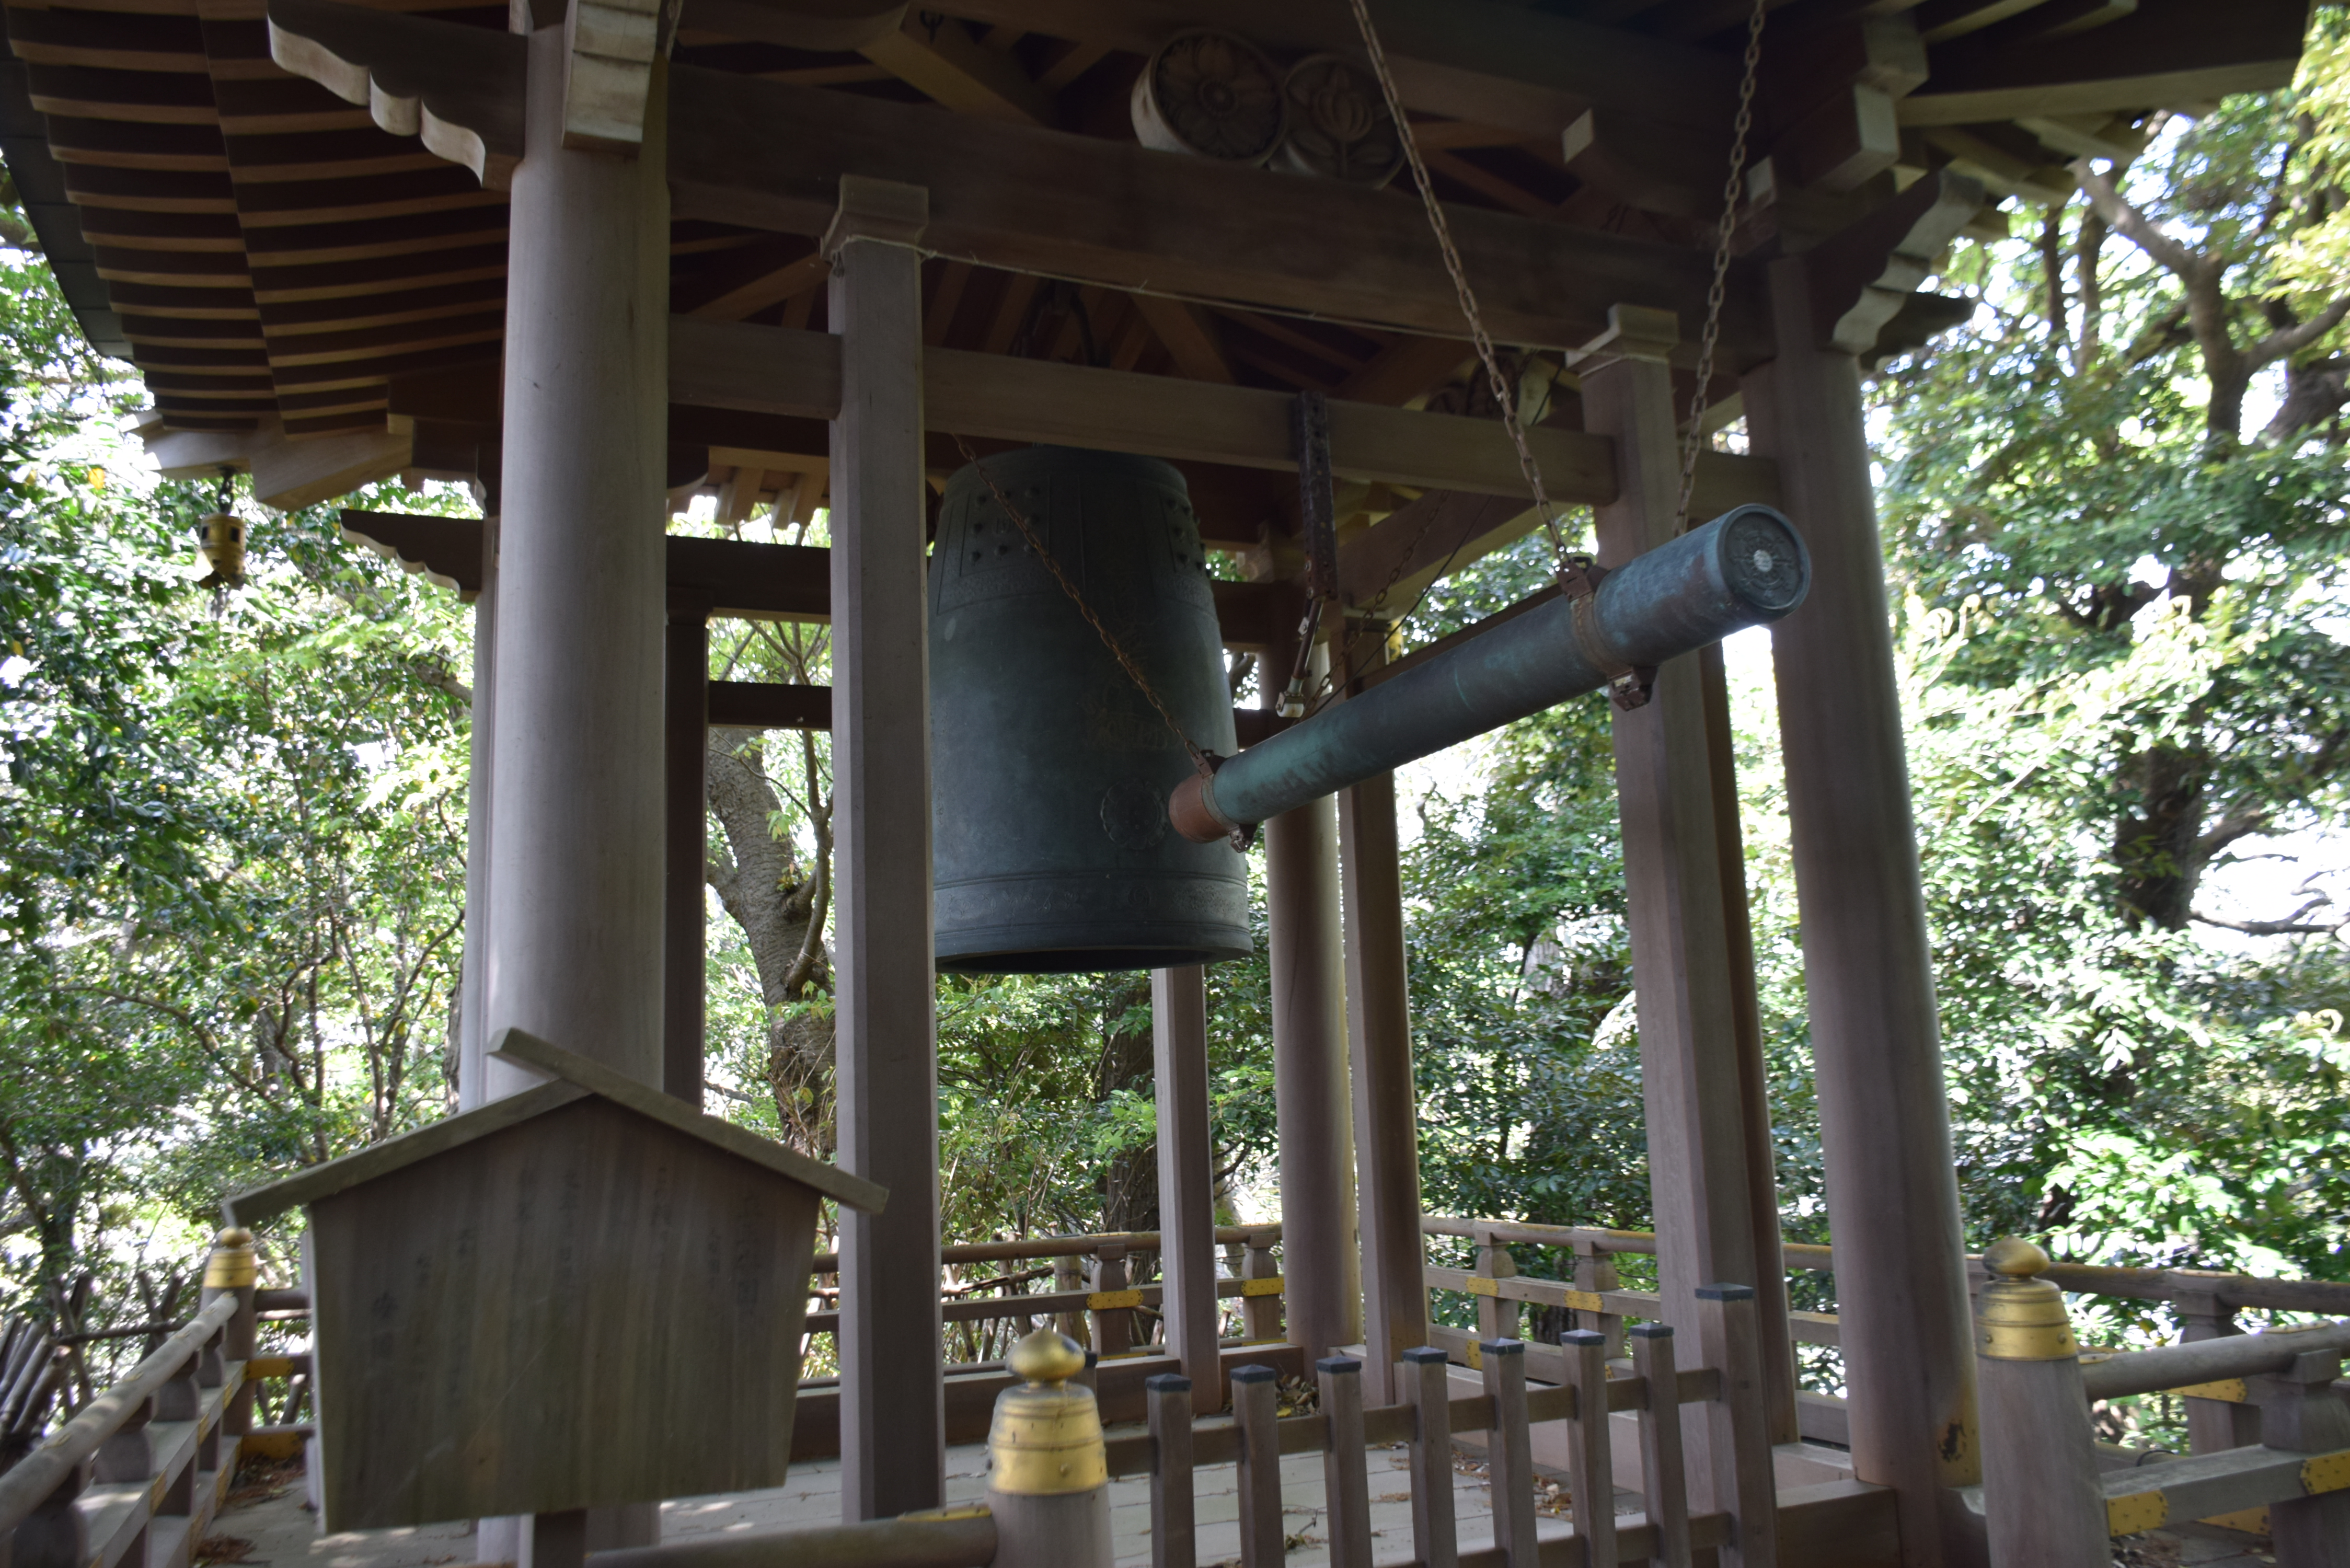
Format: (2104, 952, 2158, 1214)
(224, 1028, 886, 1228)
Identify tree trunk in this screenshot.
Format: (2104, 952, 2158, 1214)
(703, 728, 834, 1144)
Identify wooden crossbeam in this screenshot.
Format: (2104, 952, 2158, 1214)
(668, 67, 1757, 358)
(669, 315, 1631, 500)
(334, 510, 1337, 654)
(1897, 0, 2307, 124)
(929, 0, 1740, 137)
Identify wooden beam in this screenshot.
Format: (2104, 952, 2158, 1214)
(1338, 335, 1474, 407)
(1897, 0, 2307, 125)
(258, 2, 1765, 354)
(670, 316, 1622, 498)
(930, 0, 1739, 137)
(1912, 0, 2051, 45)
(859, 11, 1052, 124)
(706, 679, 831, 730)
(681, 0, 907, 52)
(1131, 294, 1236, 384)
(335, 507, 1308, 648)
(263, 0, 525, 187)
(137, 410, 413, 507)
(667, 69, 1759, 358)
(674, 234, 827, 320)
(1804, 167, 1984, 354)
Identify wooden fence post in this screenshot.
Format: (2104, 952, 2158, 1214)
(1146, 1373, 1195, 1568)
(1693, 1285, 1776, 1568)
(2250, 1347, 2350, 1566)
(1974, 1240, 2106, 1568)
(197, 1228, 257, 1451)
(1561, 1331, 1617, 1568)
(988, 1331, 1111, 1568)
(1574, 1240, 1625, 1361)
(1232, 1365, 1284, 1568)
(1055, 1255, 1089, 1346)
(1481, 1340, 1538, 1568)
(2173, 1277, 2261, 1454)
(1241, 1231, 1283, 1342)
(1091, 1242, 1132, 1359)
(1402, 1346, 1457, 1568)
(1629, 1325, 1691, 1568)
(1318, 1356, 1372, 1568)
(10, 1460, 90, 1568)
(1471, 1228, 1519, 1345)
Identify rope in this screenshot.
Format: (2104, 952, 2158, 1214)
(1674, 0, 1769, 532)
(1340, 0, 1571, 585)
(951, 435, 1217, 779)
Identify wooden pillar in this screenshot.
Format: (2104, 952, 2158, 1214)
(1741, 255, 1979, 1562)
(1264, 653, 1361, 1362)
(477, 26, 670, 1563)
(1576, 306, 1797, 1477)
(1340, 673, 1427, 1403)
(825, 175, 943, 1521)
(1153, 964, 1223, 1413)
(457, 518, 497, 1112)
(663, 602, 710, 1108)
(481, 29, 667, 1091)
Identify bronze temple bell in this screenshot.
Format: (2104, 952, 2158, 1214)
(929, 446, 1249, 973)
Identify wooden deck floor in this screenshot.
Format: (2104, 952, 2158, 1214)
(205, 1439, 2274, 1568)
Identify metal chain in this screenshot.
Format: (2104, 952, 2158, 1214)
(1675, 0, 1768, 532)
(951, 435, 1217, 778)
(1341, 0, 1571, 585)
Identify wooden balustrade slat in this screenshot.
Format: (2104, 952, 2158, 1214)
(1232, 1366, 1283, 1568)
(1318, 1357, 1372, 1568)
(1146, 1374, 1195, 1568)
(1403, 1347, 1458, 1568)
(1693, 1287, 1776, 1568)
(1480, 1342, 1538, 1568)
(1628, 1327, 1692, 1568)
(1560, 1333, 1616, 1568)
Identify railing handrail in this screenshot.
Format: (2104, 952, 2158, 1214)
(1420, 1215, 1660, 1254)
(1423, 1214, 2350, 1313)
(807, 1224, 1282, 1275)
(2078, 1318, 2350, 1401)
(0, 1290, 239, 1535)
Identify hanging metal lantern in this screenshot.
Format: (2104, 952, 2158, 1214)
(195, 470, 244, 589)
(195, 510, 245, 588)
(930, 446, 1249, 974)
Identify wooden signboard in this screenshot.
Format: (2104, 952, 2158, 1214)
(226, 1030, 885, 1530)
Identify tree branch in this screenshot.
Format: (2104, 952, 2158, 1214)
(2073, 162, 2205, 280)
(2245, 294, 2350, 371)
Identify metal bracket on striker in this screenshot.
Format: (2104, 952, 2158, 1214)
(1560, 555, 1653, 710)
(1170, 751, 1255, 853)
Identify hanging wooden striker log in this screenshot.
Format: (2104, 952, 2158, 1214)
(1131, 30, 1286, 164)
(930, 446, 1248, 973)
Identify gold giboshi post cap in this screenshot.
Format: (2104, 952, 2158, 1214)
(1975, 1235, 2078, 1362)
(204, 1227, 258, 1289)
(988, 1328, 1107, 1496)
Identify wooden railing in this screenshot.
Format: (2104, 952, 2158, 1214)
(1423, 1214, 2350, 1449)
(803, 1225, 1287, 1366)
(1973, 1243, 2350, 1565)
(0, 1234, 263, 1568)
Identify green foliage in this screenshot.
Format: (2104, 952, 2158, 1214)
(0, 257, 474, 1345)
